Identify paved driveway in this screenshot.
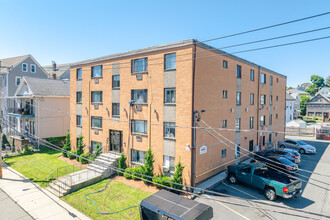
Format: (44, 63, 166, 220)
(196, 139, 330, 220)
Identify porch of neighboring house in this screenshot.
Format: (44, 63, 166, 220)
(5, 98, 36, 149)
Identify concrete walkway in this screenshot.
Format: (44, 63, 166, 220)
(0, 163, 91, 220)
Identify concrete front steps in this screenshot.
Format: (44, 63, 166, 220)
(46, 153, 120, 197)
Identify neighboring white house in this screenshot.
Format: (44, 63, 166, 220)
(286, 93, 295, 122)
(286, 119, 307, 128)
(6, 76, 70, 147)
(287, 88, 309, 118)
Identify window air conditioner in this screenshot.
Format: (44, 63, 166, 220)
(162, 166, 170, 172)
(135, 105, 142, 111)
(94, 104, 99, 109)
(136, 135, 142, 142)
(94, 78, 99, 84)
(136, 74, 142, 80)
(94, 129, 99, 135)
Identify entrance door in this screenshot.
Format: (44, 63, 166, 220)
(109, 130, 122, 153)
(249, 140, 254, 152)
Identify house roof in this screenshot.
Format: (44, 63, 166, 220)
(43, 63, 73, 79)
(0, 55, 29, 72)
(71, 39, 285, 78)
(316, 87, 330, 96)
(286, 93, 295, 101)
(307, 93, 330, 104)
(16, 76, 70, 97)
(288, 88, 308, 95)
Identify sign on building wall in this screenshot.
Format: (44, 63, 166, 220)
(200, 145, 207, 154)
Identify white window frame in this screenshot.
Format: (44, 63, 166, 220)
(30, 64, 36, 73)
(15, 77, 21, 86)
(22, 63, 28, 72)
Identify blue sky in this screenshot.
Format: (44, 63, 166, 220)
(0, 0, 329, 87)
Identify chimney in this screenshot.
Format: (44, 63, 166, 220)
(52, 61, 57, 71)
(52, 73, 56, 79)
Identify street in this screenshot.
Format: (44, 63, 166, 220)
(196, 138, 330, 220)
(0, 188, 33, 220)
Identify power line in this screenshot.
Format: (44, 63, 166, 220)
(1, 117, 329, 220)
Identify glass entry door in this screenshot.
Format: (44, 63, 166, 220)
(109, 130, 122, 153)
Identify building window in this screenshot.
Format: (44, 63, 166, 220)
(222, 149, 226, 158)
(164, 122, 175, 138)
(276, 96, 278, 101)
(91, 141, 102, 153)
(223, 60, 228, 69)
(131, 149, 146, 164)
(164, 156, 175, 172)
(277, 78, 279, 83)
(270, 76, 273, 85)
(223, 90, 228, 98)
(235, 145, 240, 158)
(131, 120, 147, 134)
(236, 92, 241, 105)
(269, 95, 273, 105)
(250, 69, 254, 81)
(22, 63, 27, 72)
(132, 58, 148, 73)
(269, 114, 273, 125)
(91, 91, 102, 103)
(276, 114, 278, 119)
(260, 115, 266, 126)
(76, 115, 82, 126)
(164, 88, 176, 104)
(261, 73, 266, 84)
(76, 92, 82, 103)
(91, 65, 102, 78)
(260, 95, 266, 105)
(91, 116, 102, 129)
(236, 65, 241, 78)
(77, 68, 82, 80)
(250, 93, 254, 105)
(235, 118, 241, 130)
(222, 120, 227, 128)
(15, 77, 21, 86)
(112, 103, 120, 117)
(112, 75, 120, 89)
(250, 117, 254, 129)
(164, 53, 176, 70)
(31, 64, 36, 73)
(131, 89, 148, 104)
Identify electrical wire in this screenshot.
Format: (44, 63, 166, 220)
(1, 117, 329, 219)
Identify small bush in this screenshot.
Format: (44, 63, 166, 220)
(79, 153, 91, 164)
(312, 115, 317, 120)
(62, 144, 70, 157)
(124, 167, 134, 179)
(68, 150, 77, 159)
(117, 153, 127, 176)
(21, 146, 34, 155)
(45, 136, 66, 147)
(131, 166, 143, 180)
(171, 161, 184, 190)
(153, 175, 172, 189)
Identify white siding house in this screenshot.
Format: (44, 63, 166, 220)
(286, 93, 295, 122)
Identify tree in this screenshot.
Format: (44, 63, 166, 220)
(326, 76, 330, 87)
(171, 161, 184, 190)
(117, 153, 127, 176)
(300, 95, 311, 116)
(76, 134, 84, 156)
(2, 134, 9, 150)
(141, 148, 154, 184)
(11, 138, 15, 153)
(306, 84, 317, 96)
(62, 130, 71, 157)
(310, 75, 325, 88)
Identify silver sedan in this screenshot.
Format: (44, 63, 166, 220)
(278, 139, 316, 154)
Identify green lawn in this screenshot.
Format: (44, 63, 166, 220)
(4, 150, 83, 187)
(62, 179, 151, 220)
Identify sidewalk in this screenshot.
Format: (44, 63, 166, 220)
(0, 163, 91, 220)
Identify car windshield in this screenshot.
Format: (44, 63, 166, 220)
(296, 140, 307, 145)
(278, 157, 294, 166)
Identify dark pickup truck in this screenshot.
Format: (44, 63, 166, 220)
(227, 162, 302, 201)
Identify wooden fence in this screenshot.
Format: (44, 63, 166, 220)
(285, 127, 315, 137)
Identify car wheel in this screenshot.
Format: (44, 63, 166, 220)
(280, 145, 285, 148)
(299, 148, 305, 154)
(228, 174, 237, 184)
(264, 188, 277, 201)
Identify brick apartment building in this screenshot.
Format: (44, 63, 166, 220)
(70, 39, 286, 186)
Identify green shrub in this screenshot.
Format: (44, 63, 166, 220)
(2, 134, 9, 150)
(62, 130, 71, 157)
(76, 135, 84, 156)
(141, 148, 154, 184)
(312, 115, 317, 120)
(171, 161, 184, 190)
(11, 139, 15, 153)
(117, 153, 127, 176)
(68, 150, 77, 159)
(45, 136, 66, 147)
(79, 153, 91, 164)
(124, 167, 134, 179)
(62, 144, 70, 157)
(21, 146, 34, 155)
(131, 166, 143, 180)
(153, 175, 172, 189)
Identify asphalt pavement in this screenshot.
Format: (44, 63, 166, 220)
(196, 137, 330, 220)
(0, 188, 33, 220)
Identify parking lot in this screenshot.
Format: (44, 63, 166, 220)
(196, 138, 330, 220)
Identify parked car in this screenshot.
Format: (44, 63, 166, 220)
(227, 162, 302, 201)
(253, 155, 299, 174)
(255, 148, 301, 165)
(278, 139, 316, 154)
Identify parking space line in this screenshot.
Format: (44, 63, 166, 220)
(205, 195, 250, 220)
